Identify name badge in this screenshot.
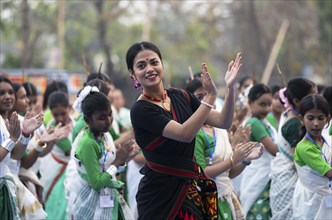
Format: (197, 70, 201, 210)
(100, 195, 114, 208)
(99, 188, 114, 208)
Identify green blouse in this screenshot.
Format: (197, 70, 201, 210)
(194, 129, 215, 170)
(266, 113, 278, 131)
(294, 139, 331, 176)
(246, 117, 271, 142)
(281, 117, 302, 148)
(76, 129, 118, 191)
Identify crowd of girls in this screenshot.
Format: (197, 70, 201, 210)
(1, 40, 331, 220)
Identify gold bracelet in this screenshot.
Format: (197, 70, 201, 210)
(229, 156, 234, 167)
(35, 143, 47, 153)
(201, 101, 214, 108)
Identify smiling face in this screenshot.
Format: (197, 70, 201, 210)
(131, 49, 164, 89)
(249, 93, 273, 120)
(301, 108, 329, 140)
(0, 81, 15, 115)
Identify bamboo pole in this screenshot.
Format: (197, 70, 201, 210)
(188, 66, 194, 80)
(275, 63, 287, 87)
(261, 19, 289, 84)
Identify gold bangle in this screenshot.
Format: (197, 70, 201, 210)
(35, 143, 47, 153)
(229, 156, 234, 167)
(201, 101, 214, 109)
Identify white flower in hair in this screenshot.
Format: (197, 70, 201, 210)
(73, 85, 99, 113)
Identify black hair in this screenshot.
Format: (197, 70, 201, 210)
(322, 86, 332, 115)
(12, 82, 23, 93)
(48, 91, 69, 109)
(43, 81, 68, 110)
(298, 94, 330, 140)
(299, 94, 330, 118)
(271, 85, 282, 96)
(78, 79, 110, 97)
(248, 83, 271, 102)
(12, 83, 25, 102)
(281, 77, 315, 108)
(0, 76, 14, 88)
(126, 41, 163, 71)
(317, 84, 326, 94)
(22, 82, 38, 96)
(84, 72, 111, 85)
(185, 78, 203, 94)
(239, 75, 255, 88)
(82, 92, 110, 118)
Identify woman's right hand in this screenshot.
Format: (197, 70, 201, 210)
(113, 138, 139, 167)
(7, 112, 21, 142)
(224, 53, 242, 89)
(232, 141, 257, 164)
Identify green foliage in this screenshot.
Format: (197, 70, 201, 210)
(0, 0, 330, 92)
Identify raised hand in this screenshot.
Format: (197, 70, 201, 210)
(53, 123, 71, 141)
(37, 123, 71, 144)
(224, 53, 242, 89)
(114, 138, 139, 166)
(244, 143, 264, 162)
(200, 63, 217, 97)
(6, 112, 21, 142)
(22, 111, 43, 136)
(229, 125, 251, 148)
(232, 141, 256, 163)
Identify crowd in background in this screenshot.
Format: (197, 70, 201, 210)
(0, 41, 331, 220)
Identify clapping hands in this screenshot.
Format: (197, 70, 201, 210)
(22, 111, 43, 136)
(6, 112, 21, 142)
(113, 138, 140, 166)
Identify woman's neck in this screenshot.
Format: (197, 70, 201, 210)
(272, 110, 281, 124)
(306, 133, 323, 147)
(91, 129, 103, 140)
(142, 84, 165, 100)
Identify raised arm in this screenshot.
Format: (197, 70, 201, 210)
(162, 63, 218, 142)
(206, 53, 242, 129)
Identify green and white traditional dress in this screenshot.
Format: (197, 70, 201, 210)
(240, 117, 277, 219)
(269, 111, 301, 220)
(195, 128, 245, 220)
(71, 128, 133, 219)
(293, 137, 332, 220)
(0, 115, 46, 220)
(39, 118, 75, 220)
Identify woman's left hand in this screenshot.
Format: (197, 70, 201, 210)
(225, 52, 242, 89)
(22, 111, 44, 135)
(244, 143, 264, 162)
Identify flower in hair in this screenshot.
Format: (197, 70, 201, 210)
(73, 85, 99, 113)
(279, 87, 292, 108)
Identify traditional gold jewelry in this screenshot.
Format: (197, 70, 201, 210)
(142, 90, 171, 112)
(35, 141, 47, 153)
(229, 156, 234, 167)
(105, 146, 111, 152)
